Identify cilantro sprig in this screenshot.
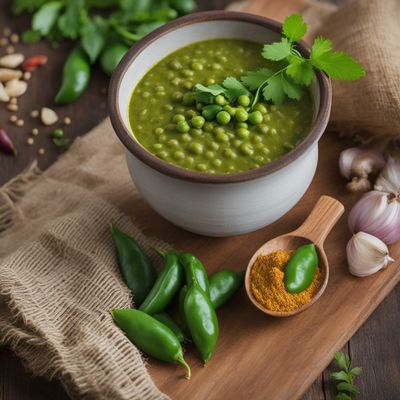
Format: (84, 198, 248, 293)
(331, 352, 362, 400)
(194, 13, 365, 106)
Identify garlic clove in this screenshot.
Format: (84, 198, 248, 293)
(347, 232, 394, 277)
(339, 148, 363, 179)
(375, 156, 400, 194)
(0, 81, 10, 102)
(41, 107, 58, 126)
(346, 176, 371, 192)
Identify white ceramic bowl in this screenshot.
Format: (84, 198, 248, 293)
(109, 11, 332, 237)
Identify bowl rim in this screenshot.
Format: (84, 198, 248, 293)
(108, 10, 332, 184)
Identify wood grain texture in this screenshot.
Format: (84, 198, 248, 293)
(0, 0, 399, 399)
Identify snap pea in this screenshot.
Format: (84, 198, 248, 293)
(100, 41, 129, 76)
(110, 225, 157, 305)
(179, 252, 210, 299)
(284, 244, 318, 293)
(55, 46, 90, 104)
(139, 250, 184, 315)
(112, 309, 191, 379)
(153, 312, 186, 343)
(209, 269, 244, 309)
(184, 268, 218, 364)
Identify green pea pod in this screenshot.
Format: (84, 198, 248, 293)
(153, 312, 185, 343)
(179, 252, 210, 299)
(139, 250, 184, 315)
(112, 309, 190, 379)
(110, 225, 157, 305)
(55, 46, 90, 104)
(178, 285, 189, 336)
(184, 276, 218, 364)
(100, 41, 129, 76)
(209, 269, 244, 309)
(284, 243, 318, 293)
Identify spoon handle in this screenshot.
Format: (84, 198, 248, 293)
(293, 196, 344, 247)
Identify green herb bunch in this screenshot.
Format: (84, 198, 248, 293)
(331, 352, 362, 400)
(14, 0, 196, 63)
(194, 14, 365, 106)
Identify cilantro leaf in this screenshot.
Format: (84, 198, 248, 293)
(32, 1, 63, 36)
(286, 58, 314, 85)
(193, 83, 225, 103)
(13, 0, 47, 15)
(312, 50, 365, 80)
(81, 17, 108, 63)
(282, 14, 307, 43)
(21, 29, 41, 43)
(58, 0, 85, 39)
(281, 74, 303, 100)
(310, 36, 333, 61)
(262, 38, 292, 61)
(241, 68, 274, 90)
(222, 77, 251, 101)
(263, 75, 285, 105)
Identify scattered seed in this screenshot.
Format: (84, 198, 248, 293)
(38, 148, 45, 155)
(5, 79, 27, 97)
(23, 71, 31, 80)
(30, 109, 39, 118)
(26, 137, 34, 145)
(0, 38, 8, 46)
(63, 117, 71, 125)
(10, 97, 17, 104)
(0, 53, 24, 68)
(3, 28, 11, 37)
(0, 81, 9, 102)
(10, 33, 19, 44)
(10, 115, 17, 122)
(16, 119, 24, 126)
(32, 128, 39, 136)
(6, 46, 14, 54)
(0, 68, 22, 82)
(7, 103, 18, 111)
(41, 107, 58, 125)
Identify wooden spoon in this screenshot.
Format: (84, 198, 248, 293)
(245, 195, 345, 317)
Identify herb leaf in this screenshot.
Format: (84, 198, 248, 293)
(336, 382, 359, 395)
(262, 38, 292, 61)
(282, 14, 307, 43)
(262, 75, 285, 105)
(222, 77, 251, 101)
(350, 367, 362, 377)
(336, 393, 353, 400)
(286, 58, 314, 85)
(241, 68, 274, 91)
(58, 0, 85, 39)
(310, 36, 333, 61)
(281, 73, 303, 100)
(331, 371, 351, 383)
(21, 29, 41, 43)
(32, 1, 63, 36)
(81, 17, 108, 63)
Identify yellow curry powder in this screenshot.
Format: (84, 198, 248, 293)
(250, 249, 321, 312)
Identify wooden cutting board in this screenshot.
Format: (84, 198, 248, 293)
(119, 1, 400, 399)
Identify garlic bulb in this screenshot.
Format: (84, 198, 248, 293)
(348, 190, 400, 244)
(339, 148, 385, 180)
(375, 156, 400, 194)
(347, 232, 394, 277)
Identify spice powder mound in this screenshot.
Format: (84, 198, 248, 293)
(250, 249, 321, 312)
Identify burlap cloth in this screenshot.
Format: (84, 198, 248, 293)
(0, 0, 398, 399)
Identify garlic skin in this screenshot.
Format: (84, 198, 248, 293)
(339, 148, 385, 180)
(348, 190, 400, 244)
(375, 156, 400, 194)
(347, 232, 394, 277)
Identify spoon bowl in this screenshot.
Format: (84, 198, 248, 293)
(245, 196, 344, 317)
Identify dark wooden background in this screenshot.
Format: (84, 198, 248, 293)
(0, 0, 399, 399)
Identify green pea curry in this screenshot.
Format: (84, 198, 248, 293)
(129, 39, 313, 174)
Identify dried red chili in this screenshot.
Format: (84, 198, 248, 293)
(0, 128, 17, 155)
(23, 55, 48, 71)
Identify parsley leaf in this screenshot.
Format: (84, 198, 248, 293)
(13, 0, 47, 15)
(58, 0, 85, 39)
(21, 29, 41, 43)
(286, 58, 314, 85)
(281, 73, 303, 100)
(32, 1, 63, 36)
(193, 79, 250, 104)
(262, 38, 292, 61)
(263, 75, 285, 105)
(241, 68, 274, 90)
(81, 17, 108, 63)
(282, 14, 307, 43)
(310, 36, 333, 61)
(222, 77, 251, 101)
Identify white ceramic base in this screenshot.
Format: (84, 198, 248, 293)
(126, 144, 318, 236)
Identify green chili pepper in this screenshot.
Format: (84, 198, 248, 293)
(178, 285, 189, 336)
(184, 266, 218, 364)
(139, 250, 184, 315)
(112, 309, 191, 379)
(209, 269, 244, 309)
(110, 224, 157, 305)
(284, 243, 318, 293)
(55, 46, 90, 104)
(179, 252, 210, 299)
(100, 41, 129, 76)
(153, 312, 186, 343)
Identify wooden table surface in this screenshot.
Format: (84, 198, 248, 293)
(0, 0, 399, 399)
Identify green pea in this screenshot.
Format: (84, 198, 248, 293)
(233, 139, 242, 148)
(258, 125, 269, 134)
(254, 103, 268, 114)
(157, 150, 169, 159)
(171, 77, 181, 86)
(240, 143, 254, 156)
(209, 142, 219, 151)
(167, 139, 179, 148)
(181, 133, 191, 142)
(190, 128, 203, 137)
(206, 78, 215, 85)
(166, 71, 174, 79)
(196, 163, 207, 171)
(202, 104, 222, 121)
(261, 147, 270, 155)
(216, 55, 228, 63)
(235, 109, 248, 122)
(186, 110, 198, 120)
(163, 104, 173, 111)
(249, 111, 263, 125)
(155, 85, 164, 92)
(203, 122, 214, 132)
(189, 142, 204, 155)
(182, 69, 194, 77)
(215, 95, 226, 106)
(142, 91, 150, 98)
(215, 130, 229, 143)
(212, 159, 222, 167)
(182, 93, 195, 106)
(216, 111, 231, 126)
(172, 91, 183, 102)
(270, 128, 278, 135)
(205, 150, 214, 159)
(192, 62, 203, 71)
(223, 148, 237, 159)
(154, 127, 164, 135)
(254, 155, 264, 163)
(159, 134, 167, 142)
(223, 105, 236, 116)
(170, 60, 182, 70)
(237, 95, 250, 107)
(191, 116, 205, 129)
(153, 143, 163, 150)
(252, 135, 263, 144)
(50, 128, 64, 139)
(183, 81, 193, 90)
(173, 114, 185, 123)
(177, 120, 190, 133)
(173, 151, 185, 160)
(211, 63, 221, 70)
(284, 142, 294, 150)
(175, 106, 186, 114)
(237, 128, 250, 139)
(236, 122, 248, 129)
